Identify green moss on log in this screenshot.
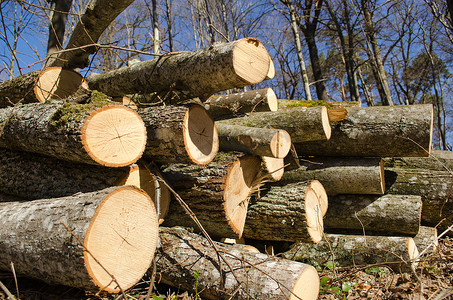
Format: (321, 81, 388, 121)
(279, 100, 333, 109)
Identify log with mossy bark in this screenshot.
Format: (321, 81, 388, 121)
(204, 88, 278, 119)
(0, 186, 159, 293)
(243, 182, 325, 243)
(161, 153, 262, 238)
(156, 226, 320, 300)
(385, 167, 453, 231)
(0, 67, 88, 107)
(87, 38, 270, 102)
(277, 100, 349, 122)
(138, 103, 218, 165)
(294, 104, 434, 157)
(216, 106, 331, 143)
(282, 226, 437, 272)
(323, 194, 422, 236)
(278, 157, 385, 195)
(0, 98, 147, 167)
(216, 124, 291, 158)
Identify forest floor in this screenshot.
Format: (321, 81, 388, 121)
(0, 236, 452, 300)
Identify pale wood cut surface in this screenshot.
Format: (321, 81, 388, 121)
(260, 156, 285, 181)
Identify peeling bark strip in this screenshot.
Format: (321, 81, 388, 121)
(217, 106, 331, 143)
(294, 104, 434, 157)
(279, 157, 385, 195)
(243, 182, 325, 243)
(0, 186, 159, 293)
(0, 102, 146, 167)
(161, 153, 262, 238)
(323, 194, 422, 236)
(87, 38, 270, 102)
(283, 226, 437, 272)
(204, 88, 278, 119)
(156, 226, 320, 300)
(138, 103, 218, 165)
(216, 123, 291, 158)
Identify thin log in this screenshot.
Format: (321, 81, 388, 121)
(0, 68, 88, 107)
(161, 153, 262, 238)
(294, 104, 434, 157)
(0, 100, 147, 167)
(243, 182, 325, 243)
(156, 226, 320, 300)
(204, 88, 278, 119)
(383, 150, 453, 172)
(87, 38, 270, 102)
(138, 103, 218, 165)
(0, 186, 159, 293)
(323, 194, 422, 236)
(216, 106, 331, 143)
(216, 124, 291, 158)
(279, 157, 385, 195)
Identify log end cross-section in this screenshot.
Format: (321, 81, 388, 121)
(81, 104, 147, 167)
(290, 265, 321, 300)
(232, 38, 270, 85)
(183, 104, 219, 165)
(84, 186, 159, 293)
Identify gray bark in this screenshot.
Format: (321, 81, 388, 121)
(383, 150, 453, 172)
(47, 0, 73, 56)
(0, 70, 40, 107)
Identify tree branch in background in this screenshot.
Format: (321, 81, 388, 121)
(46, 0, 73, 57)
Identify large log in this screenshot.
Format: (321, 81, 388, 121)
(243, 182, 325, 243)
(323, 194, 422, 236)
(294, 104, 434, 157)
(278, 157, 385, 195)
(216, 106, 331, 143)
(156, 226, 320, 300)
(138, 103, 218, 165)
(383, 150, 453, 171)
(161, 153, 263, 238)
(385, 167, 453, 231)
(0, 186, 159, 293)
(216, 124, 291, 158)
(282, 226, 438, 272)
(0, 68, 88, 107)
(87, 38, 270, 102)
(0, 100, 147, 167)
(204, 88, 278, 119)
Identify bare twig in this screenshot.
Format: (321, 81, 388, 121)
(0, 280, 16, 300)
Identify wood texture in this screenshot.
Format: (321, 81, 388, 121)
(156, 226, 320, 300)
(260, 156, 285, 181)
(279, 157, 385, 195)
(243, 182, 325, 243)
(383, 150, 453, 171)
(87, 38, 270, 102)
(0, 186, 158, 293)
(138, 103, 218, 165)
(294, 104, 433, 157)
(0, 102, 147, 167)
(323, 194, 422, 236)
(217, 106, 331, 143)
(216, 124, 291, 158)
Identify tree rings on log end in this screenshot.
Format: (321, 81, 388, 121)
(224, 155, 262, 237)
(233, 38, 270, 85)
(309, 180, 328, 216)
(290, 265, 320, 300)
(183, 104, 219, 165)
(266, 88, 278, 112)
(261, 156, 285, 181)
(320, 106, 332, 140)
(270, 129, 291, 158)
(34, 67, 89, 102)
(84, 186, 159, 293)
(305, 187, 324, 243)
(81, 104, 147, 167)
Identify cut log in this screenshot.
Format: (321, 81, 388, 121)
(156, 226, 320, 300)
(204, 88, 278, 119)
(323, 194, 422, 236)
(87, 38, 270, 102)
(138, 103, 218, 165)
(260, 156, 285, 181)
(266, 57, 275, 79)
(327, 108, 348, 122)
(216, 106, 331, 143)
(0, 68, 88, 107)
(0, 186, 159, 293)
(279, 157, 385, 195)
(243, 182, 325, 243)
(216, 124, 291, 158)
(283, 226, 437, 272)
(385, 167, 453, 232)
(161, 153, 262, 238)
(294, 104, 434, 157)
(383, 150, 453, 172)
(0, 101, 147, 167)
(309, 180, 329, 216)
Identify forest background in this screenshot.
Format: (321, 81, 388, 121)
(1, 0, 452, 150)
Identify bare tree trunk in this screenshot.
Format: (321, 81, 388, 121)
(152, 0, 160, 54)
(47, 0, 73, 56)
(165, 0, 174, 52)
